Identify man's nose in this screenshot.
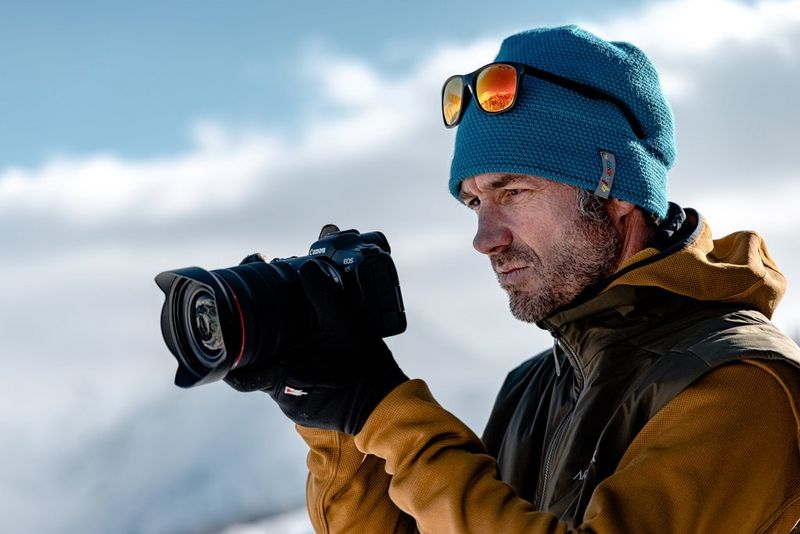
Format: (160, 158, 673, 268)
(473, 206, 512, 255)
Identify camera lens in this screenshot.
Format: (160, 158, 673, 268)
(156, 260, 316, 388)
(183, 287, 225, 368)
(194, 291, 224, 352)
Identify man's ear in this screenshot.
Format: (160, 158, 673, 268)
(606, 199, 657, 259)
(606, 199, 638, 227)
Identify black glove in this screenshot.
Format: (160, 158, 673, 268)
(224, 258, 408, 435)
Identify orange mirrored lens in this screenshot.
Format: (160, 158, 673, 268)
(476, 64, 517, 113)
(443, 77, 464, 126)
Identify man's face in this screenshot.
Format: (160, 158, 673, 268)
(459, 173, 622, 323)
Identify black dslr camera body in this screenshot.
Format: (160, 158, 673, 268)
(155, 225, 406, 388)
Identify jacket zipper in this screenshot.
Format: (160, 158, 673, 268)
(534, 326, 586, 510)
(552, 338, 562, 377)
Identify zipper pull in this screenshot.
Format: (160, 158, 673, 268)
(552, 337, 562, 377)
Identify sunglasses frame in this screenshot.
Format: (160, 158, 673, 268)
(442, 61, 646, 140)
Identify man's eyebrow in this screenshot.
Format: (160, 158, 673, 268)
(488, 174, 530, 189)
(459, 174, 531, 202)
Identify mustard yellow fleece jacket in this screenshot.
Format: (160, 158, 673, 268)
(297, 219, 800, 533)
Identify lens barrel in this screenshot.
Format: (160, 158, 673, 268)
(156, 258, 314, 388)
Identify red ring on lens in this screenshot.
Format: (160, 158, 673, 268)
(218, 277, 247, 370)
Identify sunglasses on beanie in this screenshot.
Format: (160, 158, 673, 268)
(441, 61, 646, 139)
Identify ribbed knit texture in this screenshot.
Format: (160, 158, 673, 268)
(449, 25, 676, 219)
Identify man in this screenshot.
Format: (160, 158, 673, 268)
(227, 26, 800, 532)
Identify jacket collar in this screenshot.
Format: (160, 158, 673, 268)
(537, 202, 786, 375)
(537, 203, 694, 342)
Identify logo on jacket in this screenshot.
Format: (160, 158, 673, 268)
(284, 386, 309, 397)
(574, 449, 599, 482)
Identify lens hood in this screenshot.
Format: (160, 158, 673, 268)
(156, 267, 243, 388)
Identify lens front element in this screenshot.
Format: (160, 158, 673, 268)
(194, 293, 224, 353)
(476, 63, 517, 113)
(182, 285, 226, 369)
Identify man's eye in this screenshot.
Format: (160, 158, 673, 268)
(502, 188, 528, 201)
(466, 197, 480, 210)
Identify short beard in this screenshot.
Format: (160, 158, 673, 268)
(495, 192, 623, 323)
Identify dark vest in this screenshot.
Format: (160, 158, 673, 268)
(481, 287, 800, 526)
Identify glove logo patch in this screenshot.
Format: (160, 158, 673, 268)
(284, 386, 309, 397)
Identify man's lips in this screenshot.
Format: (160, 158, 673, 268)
(496, 265, 529, 284)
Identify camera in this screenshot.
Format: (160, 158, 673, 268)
(155, 225, 406, 388)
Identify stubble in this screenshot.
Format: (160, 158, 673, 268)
(493, 201, 622, 323)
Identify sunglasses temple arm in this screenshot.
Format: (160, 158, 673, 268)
(523, 66, 646, 139)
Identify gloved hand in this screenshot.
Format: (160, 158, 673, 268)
(224, 257, 408, 435)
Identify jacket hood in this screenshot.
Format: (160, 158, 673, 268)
(605, 208, 785, 319)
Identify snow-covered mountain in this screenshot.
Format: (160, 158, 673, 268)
(220, 508, 312, 534)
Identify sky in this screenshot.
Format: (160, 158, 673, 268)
(2, 0, 800, 532)
(0, 0, 658, 169)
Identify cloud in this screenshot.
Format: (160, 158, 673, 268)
(590, 0, 800, 58)
(585, 0, 800, 101)
(0, 38, 497, 232)
(0, 125, 282, 224)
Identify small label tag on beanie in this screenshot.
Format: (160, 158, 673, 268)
(595, 151, 616, 199)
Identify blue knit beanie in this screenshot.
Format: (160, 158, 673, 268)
(449, 25, 675, 219)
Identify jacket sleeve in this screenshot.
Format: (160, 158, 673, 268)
(295, 425, 418, 533)
(352, 361, 800, 533)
